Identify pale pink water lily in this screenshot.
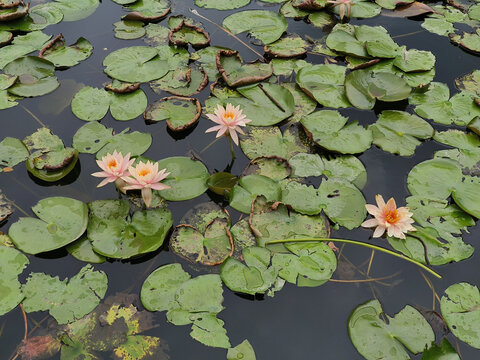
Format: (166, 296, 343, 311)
(122, 161, 171, 208)
(205, 103, 252, 145)
(328, 0, 354, 20)
(91, 150, 134, 191)
(361, 195, 416, 240)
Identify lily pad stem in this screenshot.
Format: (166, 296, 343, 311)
(229, 136, 236, 160)
(266, 237, 442, 279)
(200, 136, 222, 154)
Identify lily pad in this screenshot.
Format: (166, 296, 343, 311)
(369, 110, 434, 156)
(66, 236, 106, 264)
(348, 299, 435, 360)
(169, 20, 210, 47)
(296, 64, 351, 108)
(171, 218, 234, 266)
(22, 265, 108, 324)
(50, 0, 99, 22)
(0, 190, 13, 221)
(440, 282, 480, 349)
(150, 65, 208, 97)
(114, 20, 145, 40)
(281, 82, 317, 122)
(216, 50, 272, 87)
(9, 197, 88, 254)
(207, 172, 239, 196)
(301, 110, 373, 154)
(0, 136, 28, 170)
(227, 340, 256, 360)
(223, 10, 288, 45)
(264, 34, 309, 58)
(123, 0, 170, 22)
(155, 157, 209, 201)
(39, 35, 92, 68)
(95, 129, 152, 160)
(393, 48, 436, 73)
(195, 0, 250, 9)
(221, 246, 278, 295)
(143, 23, 169, 46)
(421, 338, 460, 360)
(0, 3, 63, 32)
(0, 2, 29, 22)
(243, 156, 292, 181)
(87, 199, 173, 259)
(272, 241, 336, 287)
(229, 174, 281, 214)
(144, 96, 201, 132)
(0, 246, 29, 316)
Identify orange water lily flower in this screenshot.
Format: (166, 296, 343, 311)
(361, 195, 416, 239)
(328, 0, 354, 20)
(122, 161, 171, 208)
(91, 150, 134, 189)
(205, 103, 252, 145)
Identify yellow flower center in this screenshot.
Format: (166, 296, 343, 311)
(385, 209, 400, 224)
(138, 168, 151, 177)
(223, 112, 235, 122)
(107, 159, 117, 169)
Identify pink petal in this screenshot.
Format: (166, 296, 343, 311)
(97, 177, 115, 187)
(230, 129, 239, 145)
(216, 126, 228, 138)
(375, 194, 386, 209)
(205, 125, 224, 133)
(385, 197, 397, 212)
(372, 225, 386, 238)
(365, 204, 381, 217)
(361, 218, 379, 228)
(150, 183, 171, 191)
(91, 171, 110, 178)
(142, 188, 153, 208)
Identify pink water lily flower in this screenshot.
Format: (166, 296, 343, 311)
(328, 0, 354, 20)
(205, 103, 252, 145)
(91, 150, 134, 190)
(122, 161, 171, 208)
(361, 195, 416, 239)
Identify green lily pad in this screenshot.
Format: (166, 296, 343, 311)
(281, 82, 317, 122)
(123, 0, 170, 22)
(114, 20, 145, 40)
(376, 0, 413, 10)
(171, 218, 234, 266)
(421, 338, 460, 360)
(249, 197, 330, 252)
(229, 174, 281, 214)
(334, 0, 381, 18)
(206, 83, 295, 126)
(72, 86, 147, 121)
(0, 137, 28, 170)
(440, 282, 480, 349)
(144, 96, 201, 131)
(308, 11, 335, 27)
(223, 10, 288, 45)
(207, 172, 239, 196)
(66, 235, 106, 264)
(280, 0, 310, 18)
(280, 180, 323, 216)
(9, 197, 88, 254)
(87, 199, 173, 259)
(190, 46, 230, 81)
(369, 110, 434, 156)
(393, 48, 436, 73)
(0, 2, 29, 22)
(345, 69, 412, 110)
(271, 58, 309, 76)
(421, 18, 455, 37)
(0, 190, 13, 222)
(155, 156, 209, 201)
(455, 69, 480, 97)
(169, 20, 210, 47)
(195, 0, 250, 9)
(50, 0, 99, 22)
(150, 64, 208, 97)
(243, 156, 292, 181)
(272, 241, 336, 287)
(292, 0, 327, 10)
(72, 122, 112, 154)
(348, 299, 435, 360)
(450, 30, 480, 54)
(0, 246, 29, 316)
(39, 35, 92, 68)
(0, 30, 12, 46)
(217, 50, 272, 87)
(264, 34, 309, 58)
(221, 246, 279, 295)
(227, 340, 256, 360)
(301, 110, 372, 154)
(0, 3, 63, 32)
(296, 64, 351, 108)
(22, 265, 107, 324)
(144, 23, 169, 46)
(95, 129, 152, 160)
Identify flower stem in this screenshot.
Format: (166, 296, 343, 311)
(200, 136, 222, 154)
(229, 137, 236, 160)
(266, 238, 442, 279)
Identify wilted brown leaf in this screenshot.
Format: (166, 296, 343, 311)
(382, 2, 434, 18)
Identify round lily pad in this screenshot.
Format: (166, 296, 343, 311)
(264, 34, 309, 58)
(123, 0, 170, 22)
(155, 156, 209, 201)
(95, 130, 152, 160)
(9, 197, 88, 254)
(66, 235, 106, 264)
(39, 35, 93, 68)
(144, 96, 201, 132)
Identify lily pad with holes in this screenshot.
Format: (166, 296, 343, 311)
(206, 83, 295, 126)
(227, 340, 256, 360)
(301, 110, 372, 154)
(0, 246, 29, 316)
(223, 10, 288, 45)
(272, 241, 336, 287)
(72, 121, 113, 154)
(348, 299, 435, 360)
(39, 36, 92, 68)
(280, 180, 323, 215)
(296, 64, 351, 108)
(455, 69, 480, 97)
(440, 282, 480, 349)
(264, 35, 309, 58)
(220, 246, 278, 295)
(369, 110, 434, 156)
(123, 0, 170, 22)
(144, 97, 201, 131)
(8, 197, 88, 254)
(216, 50, 272, 87)
(22, 265, 107, 324)
(229, 174, 281, 214)
(171, 219, 234, 266)
(0, 137, 28, 170)
(87, 199, 173, 259)
(155, 157, 209, 201)
(345, 69, 412, 110)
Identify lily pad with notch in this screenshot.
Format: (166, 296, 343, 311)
(144, 96, 201, 132)
(150, 64, 208, 97)
(87, 199, 173, 259)
(207, 172, 239, 196)
(0, 3, 63, 32)
(8, 196, 88, 254)
(114, 20, 145, 40)
(38, 34, 92, 68)
(0, 136, 28, 170)
(216, 50, 272, 87)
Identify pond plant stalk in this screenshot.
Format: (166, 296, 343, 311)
(266, 238, 442, 279)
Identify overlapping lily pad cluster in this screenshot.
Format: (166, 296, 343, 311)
(2, 0, 480, 359)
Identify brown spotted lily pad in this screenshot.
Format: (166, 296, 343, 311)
(292, 0, 327, 10)
(144, 96, 201, 132)
(169, 20, 210, 47)
(216, 49, 273, 87)
(0, 2, 29, 22)
(104, 79, 141, 94)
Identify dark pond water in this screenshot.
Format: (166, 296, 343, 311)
(1, 0, 480, 359)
